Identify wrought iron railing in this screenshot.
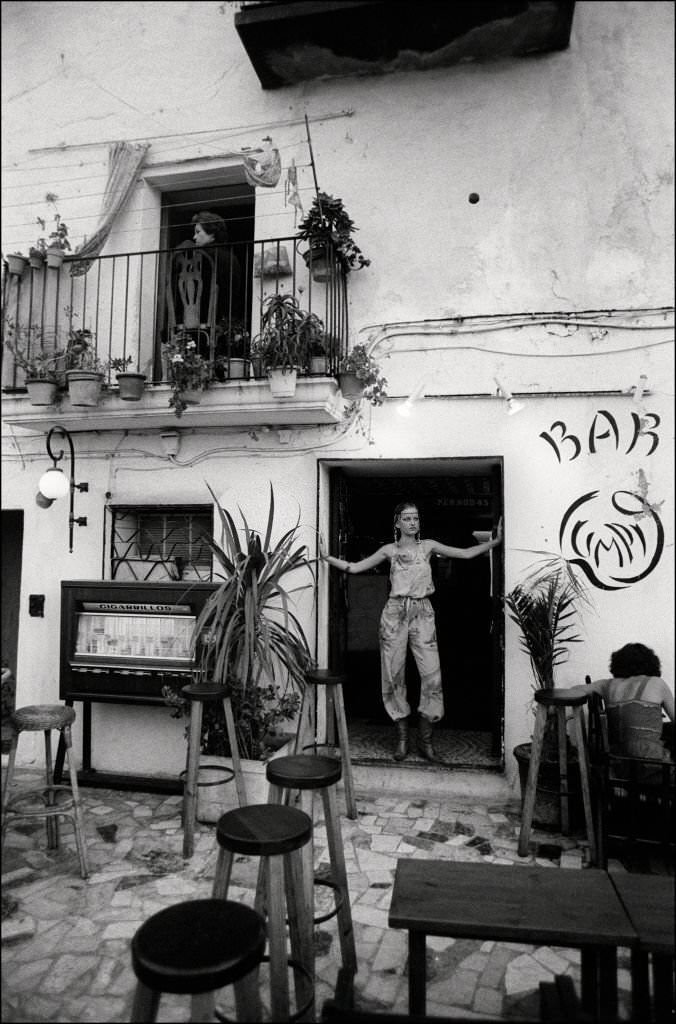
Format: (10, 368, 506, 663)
(1, 236, 348, 391)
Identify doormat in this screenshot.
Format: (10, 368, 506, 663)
(348, 721, 500, 769)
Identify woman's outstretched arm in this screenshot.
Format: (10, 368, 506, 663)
(319, 536, 390, 574)
(427, 518, 503, 561)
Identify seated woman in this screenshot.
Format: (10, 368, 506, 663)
(565, 643, 674, 761)
(191, 211, 243, 372)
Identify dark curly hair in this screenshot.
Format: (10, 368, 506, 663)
(609, 643, 661, 678)
(191, 211, 229, 244)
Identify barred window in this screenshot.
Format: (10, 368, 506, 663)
(110, 505, 213, 581)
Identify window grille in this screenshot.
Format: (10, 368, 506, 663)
(110, 505, 213, 581)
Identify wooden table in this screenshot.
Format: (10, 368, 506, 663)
(389, 859, 637, 1021)
(608, 872, 675, 1022)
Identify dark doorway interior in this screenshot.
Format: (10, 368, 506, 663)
(1, 510, 23, 751)
(327, 460, 504, 766)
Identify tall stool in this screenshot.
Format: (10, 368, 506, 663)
(517, 689, 596, 860)
(1, 703, 88, 879)
(266, 753, 357, 976)
(212, 803, 315, 1022)
(181, 682, 247, 859)
(295, 669, 358, 820)
(130, 898, 266, 1022)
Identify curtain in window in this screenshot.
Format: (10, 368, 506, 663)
(70, 141, 149, 276)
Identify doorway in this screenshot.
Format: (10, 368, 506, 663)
(323, 459, 504, 769)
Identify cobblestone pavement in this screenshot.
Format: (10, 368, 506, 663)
(1, 767, 634, 1022)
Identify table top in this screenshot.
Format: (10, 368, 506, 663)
(389, 859, 637, 950)
(608, 871, 675, 955)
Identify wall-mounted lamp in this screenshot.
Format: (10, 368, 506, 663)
(36, 426, 88, 552)
(630, 374, 650, 404)
(396, 377, 430, 418)
(493, 377, 524, 416)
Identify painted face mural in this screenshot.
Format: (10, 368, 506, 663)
(559, 489, 664, 591)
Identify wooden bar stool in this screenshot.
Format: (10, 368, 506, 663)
(130, 898, 266, 1022)
(1, 703, 88, 879)
(181, 682, 247, 859)
(295, 669, 358, 820)
(266, 753, 357, 977)
(517, 689, 596, 860)
(212, 803, 315, 1022)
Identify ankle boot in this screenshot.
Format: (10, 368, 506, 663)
(417, 715, 437, 761)
(393, 717, 409, 761)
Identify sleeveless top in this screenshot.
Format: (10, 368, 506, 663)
(389, 543, 434, 599)
(601, 676, 669, 761)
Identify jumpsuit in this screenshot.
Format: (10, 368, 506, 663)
(379, 542, 444, 724)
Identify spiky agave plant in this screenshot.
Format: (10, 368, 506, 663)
(190, 483, 314, 756)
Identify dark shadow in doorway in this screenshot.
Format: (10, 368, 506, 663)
(348, 720, 501, 770)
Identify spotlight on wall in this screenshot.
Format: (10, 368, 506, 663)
(493, 377, 524, 416)
(36, 426, 88, 553)
(630, 374, 650, 404)
(397, 377, 430, 418)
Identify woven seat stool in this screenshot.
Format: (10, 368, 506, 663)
(130, 898, 266, 1022)
(181, 682, 247, 859)
(266, 753, 357, 977)
(1, 703, 88, 878)
(295, 668, 357, 819)
(517, 688, 596, 860)
(212, 803, 315, 1022)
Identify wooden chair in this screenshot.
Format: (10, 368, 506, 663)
(585, 678, 676, 870)
(165, 244, 218, 365)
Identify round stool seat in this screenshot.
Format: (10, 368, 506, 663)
(216, 803, 312, 856)
(306, 669, 348, 687)
(181, 682, 229, 703)
(132, 899, 265, 995)
(535, 688, 588, 708)
(267, 753, 342, 790)
(10, 705, 76, 733)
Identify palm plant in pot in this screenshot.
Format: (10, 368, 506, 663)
(163, 483, 314, 820)
(506, 559, 587, 830)
(296, 192, 370, 281)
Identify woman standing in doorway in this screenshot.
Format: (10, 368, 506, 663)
(320, 501, 502, 762)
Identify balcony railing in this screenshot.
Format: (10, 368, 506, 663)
(1, 236, 348, 392)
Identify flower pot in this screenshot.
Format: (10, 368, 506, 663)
(196, 739, 293, 823)
(268, 367, 297, 398)
(45, 246, 66, 270)
(181, 388, 202, 406)
(513, 742, 584, 832)
(338, 371, 363, 400)
(309, 355, 328, 375)
(250, 356, 265, 379)
(66, 370, 104, 406)
(25, 379, 58, 406)
(6, 253, 28, 276)
(116, 372, 146, 401)
(29, 252, 45, 270)
(225, 357, 248, 381)
(302, 245, 333, 283)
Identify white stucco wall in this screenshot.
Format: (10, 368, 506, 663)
(2, 1, 673, 786)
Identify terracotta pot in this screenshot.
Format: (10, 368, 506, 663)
(338, 371, 363, 400)
(29, 252, 45, 270)
(6, 253, 28, 276)
(25, 379, 58, 406)
(116, 372, 146, 401)
(45, 246, 66, 270)
(67, 370, 104, 407)
(302, 245, 333, 282)
(268, 367, 297, 398)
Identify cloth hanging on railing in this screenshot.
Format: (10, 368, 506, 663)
(285, 159, 304, 223)
(69, 141, 149, 276)
(241, 136, 281, 188)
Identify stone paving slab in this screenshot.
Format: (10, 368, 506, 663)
(1, 767, 634, 1023)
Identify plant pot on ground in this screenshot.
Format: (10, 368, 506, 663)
(163, 483, 314, 814)
(506, 560, 588, 830)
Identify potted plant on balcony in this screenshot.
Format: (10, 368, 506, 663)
(296, 192, 370, 281)
(338, 343, 388, 405)
(40, 198, 71, 269)
(506, 560, 587, 830)
(163, 329, 213, 418)
(6, 329, 66, 405)
(4, 252, 28, 277)
(297, 310, 328, 374)
(108, 355, 147, 401)
(215, 319, 251, 382)
(65, 327, 105, 406)
(162, 483, 313, 819)
(252, 293, 308, 397)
